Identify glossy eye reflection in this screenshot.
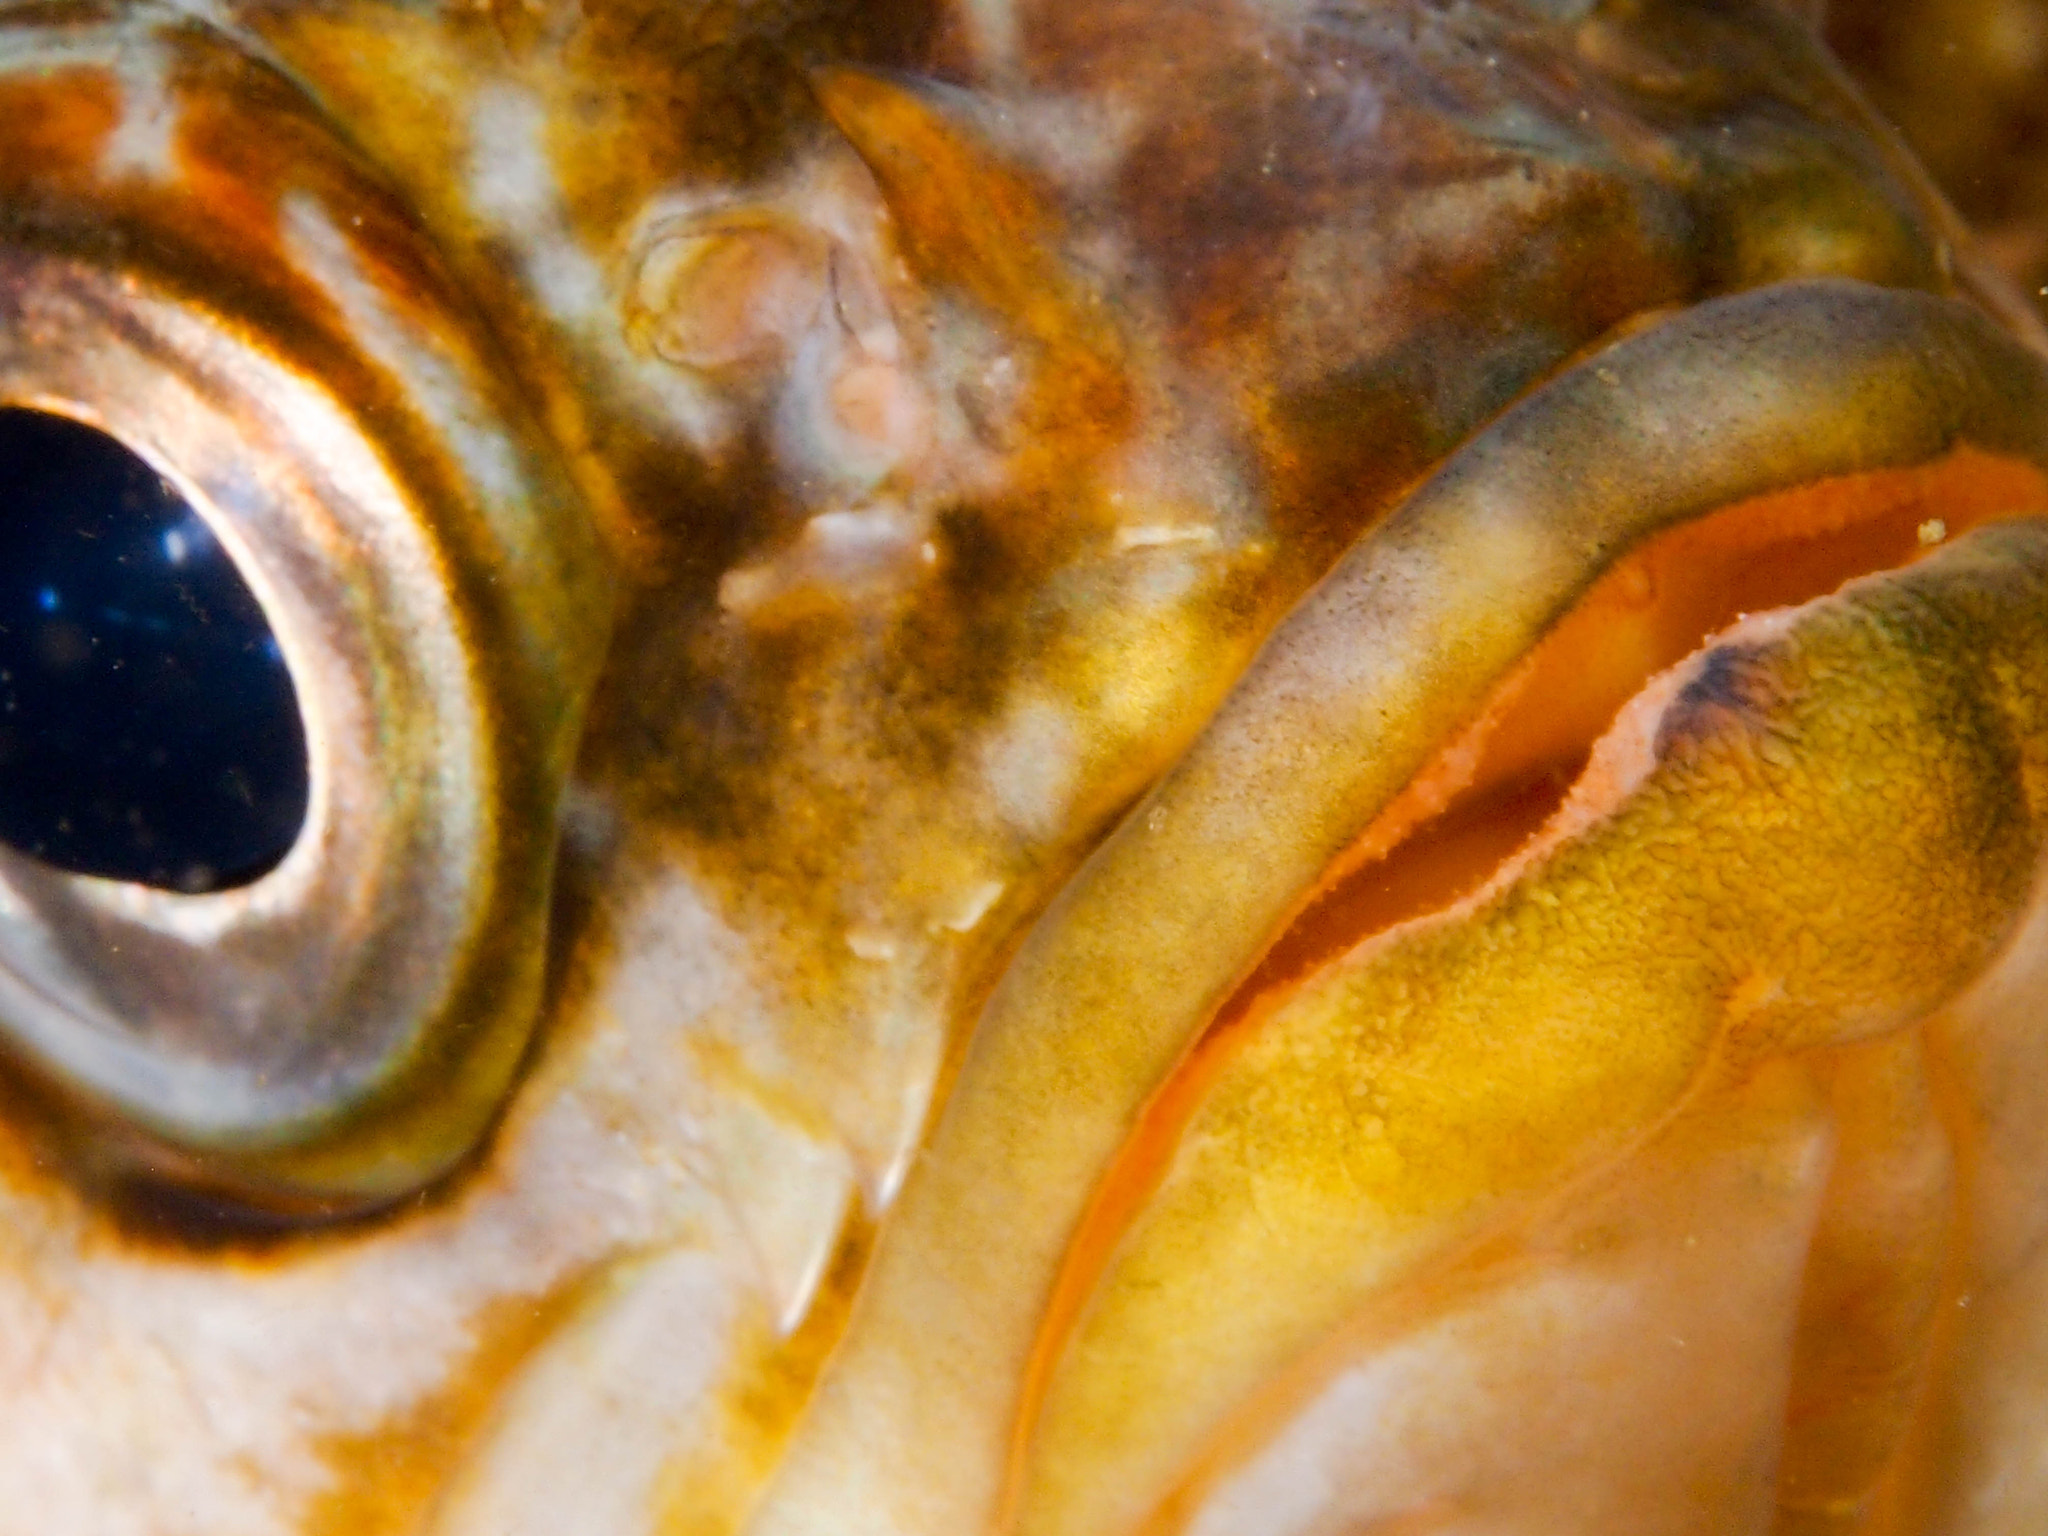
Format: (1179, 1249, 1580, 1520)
(0, 408, 307, 893)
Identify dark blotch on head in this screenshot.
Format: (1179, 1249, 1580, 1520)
(1655, 642, 1778, 762)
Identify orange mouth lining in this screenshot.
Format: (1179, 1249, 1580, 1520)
(1009, 442, 2048, 1502)
(1224, 443, 2048, 1024)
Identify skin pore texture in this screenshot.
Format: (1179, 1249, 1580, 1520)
(1, 2, 2048, 1535)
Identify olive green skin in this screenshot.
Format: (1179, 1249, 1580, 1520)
(0, 2, 2046, 1534)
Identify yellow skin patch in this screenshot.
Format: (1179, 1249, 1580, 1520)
(1019, 525, 2048, 1536)
(0, 2, 2047, 1535)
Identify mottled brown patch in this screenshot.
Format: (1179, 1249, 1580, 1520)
(0, 70, 118, 202)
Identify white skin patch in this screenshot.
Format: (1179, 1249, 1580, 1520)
(464, 85, 576, 284)
(1114, 523, 1222, 551)
(932, 879, 1005, 935)
(0, 1115, 720, 1535)
(979, 696, 1083, 839)
(0, 858, 801, 1536)
(718, 504, 934, 621)
(101, 37, 180, 180)
(427, 1247, 766, 1536)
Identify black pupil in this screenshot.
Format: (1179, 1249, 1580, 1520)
(0, 408, 308, 893)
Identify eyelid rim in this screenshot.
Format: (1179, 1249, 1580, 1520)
(0, 8, 615, 1213)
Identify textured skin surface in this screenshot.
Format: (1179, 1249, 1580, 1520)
(0, 3, 2046, 1535)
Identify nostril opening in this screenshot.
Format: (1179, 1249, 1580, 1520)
(0, 407, 308, 893)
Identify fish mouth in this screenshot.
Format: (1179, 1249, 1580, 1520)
(733, 279, 2048, 1536)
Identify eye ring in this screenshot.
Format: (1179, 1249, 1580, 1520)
(0, 11, 613, 1213)
(0, 252, 490, 1207)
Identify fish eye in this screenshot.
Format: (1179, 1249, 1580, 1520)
(0, 406, 308, 895)
(0, 10, 612, 1216)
